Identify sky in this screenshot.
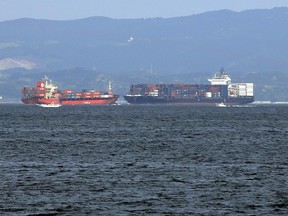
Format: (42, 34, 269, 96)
(1, 0, 288, 21)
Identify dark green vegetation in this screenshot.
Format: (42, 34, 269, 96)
(0, 8, 288, 101)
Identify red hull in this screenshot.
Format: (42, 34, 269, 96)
(22, 96, 118, 105)
(61, 96, 118, 105)
(21, 98, 59, 105)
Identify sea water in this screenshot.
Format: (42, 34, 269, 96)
(0, 104, 287, 215)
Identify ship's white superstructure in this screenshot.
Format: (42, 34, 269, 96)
(208, 68, 253, 98)
(208, 68, 231, 85)
(43, 76, 58, 99)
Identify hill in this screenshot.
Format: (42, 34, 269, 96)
(0, 7, 288, 101)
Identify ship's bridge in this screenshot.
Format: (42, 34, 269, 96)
(208, 68, 231, 85)
(43, 76, 58, 99)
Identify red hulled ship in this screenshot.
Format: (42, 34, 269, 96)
(21, 76, 119, 105)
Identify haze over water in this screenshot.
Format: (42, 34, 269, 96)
(0, 104, 287, 215)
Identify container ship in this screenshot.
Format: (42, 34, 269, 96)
(22, 76, 119, 105)
(124, 69, 254, 105)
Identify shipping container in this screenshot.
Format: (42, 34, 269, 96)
(62, 90, 74, 94)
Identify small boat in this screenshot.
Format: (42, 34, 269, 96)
(216, 102, 227, 107)
(36, 102, 61, 108)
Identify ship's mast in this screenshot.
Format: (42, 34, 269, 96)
(108, 81, 112, 92)
(220, 67, 226, 76)
(43, 75, 49, 86)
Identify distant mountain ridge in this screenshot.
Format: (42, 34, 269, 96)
(0, 7, 288, 101)
(0, 58, 35, 70)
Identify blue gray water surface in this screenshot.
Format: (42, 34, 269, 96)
(0, 104, 287, 215)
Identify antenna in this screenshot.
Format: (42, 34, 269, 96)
(108, 81, 112, 92)
(220, 68, 225, 75)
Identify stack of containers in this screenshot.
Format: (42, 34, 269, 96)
(22, 87, 32, 98)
